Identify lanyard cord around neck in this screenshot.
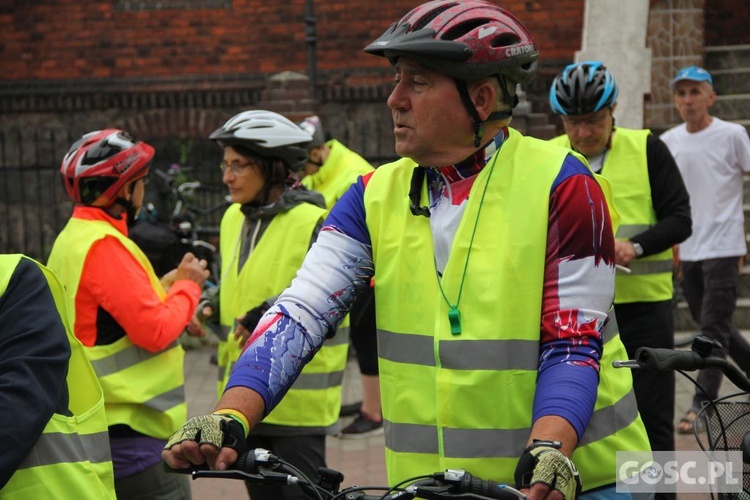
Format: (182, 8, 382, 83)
(434, 150, 500, 335)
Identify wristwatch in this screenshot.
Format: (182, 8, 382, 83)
(632, 242, 644, 258)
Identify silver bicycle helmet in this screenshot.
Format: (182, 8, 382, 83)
(209, 110, 313, 171)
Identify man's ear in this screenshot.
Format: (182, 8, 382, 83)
(472, 81, 497, 122)
(707, 88, 717, 107)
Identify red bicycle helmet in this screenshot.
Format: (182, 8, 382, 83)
(364, 0, 539, 85)
(61, 129, 154, 207)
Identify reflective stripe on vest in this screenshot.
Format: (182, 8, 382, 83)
(218, 202, 348, 430)
(377, 318, 620, 370)
(0, 255, 115, 499)
(382, 390, 639, 456)
(17, 431, 111, 469)
(365, 129, 650, 490)
(551, 130, 673, 303)
(46, 217, 186, 439)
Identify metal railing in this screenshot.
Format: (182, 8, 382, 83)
(0, 126, 397, 261)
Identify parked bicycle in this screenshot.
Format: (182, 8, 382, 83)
(168, 448, 526, 500)
(131, 163, 229, 283)
(615, 336, 750, 499)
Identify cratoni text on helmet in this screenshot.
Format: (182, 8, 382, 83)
(505, 44, 534, 58)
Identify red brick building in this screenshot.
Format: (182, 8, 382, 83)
(0, 0, 585, 156)
(2, 1, 583, 81)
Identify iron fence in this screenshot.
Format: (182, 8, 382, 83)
(0, 124, 397, 262)
(0, 129, 231, 261)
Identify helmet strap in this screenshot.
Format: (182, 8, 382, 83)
(455, 79, 484, 148)
(455, 78, 514, 148)
(113, 197, 139, 226)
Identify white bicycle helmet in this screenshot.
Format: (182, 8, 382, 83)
(209, 110, 313, 171)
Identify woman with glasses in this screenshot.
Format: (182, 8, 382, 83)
(202, 110, 347, 500)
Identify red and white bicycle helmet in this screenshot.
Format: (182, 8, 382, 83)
(364, 0, 539, 85)
(61, 129, 154, 207)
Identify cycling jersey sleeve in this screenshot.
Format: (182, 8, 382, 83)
(321, 175, 372, 246)
(534, 156, 616, 440)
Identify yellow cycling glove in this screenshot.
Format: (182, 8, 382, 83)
(514, 440, 582, 499)
(164, 413, 247, 455)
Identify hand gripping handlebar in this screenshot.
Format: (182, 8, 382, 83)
(166, 449, 527, 499)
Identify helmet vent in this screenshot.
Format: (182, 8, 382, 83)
(491, 33, 521, 48)
(443, 18, 486, 40)
(412, 3, 457, 31)
(80, 131, 137, 166)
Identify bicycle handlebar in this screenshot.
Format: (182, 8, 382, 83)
(167, 449, 526, 500)
(614, 346, 750, 392)
(406, 469, 526, 500)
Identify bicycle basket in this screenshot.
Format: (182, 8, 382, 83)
(699, 397, 750, 499)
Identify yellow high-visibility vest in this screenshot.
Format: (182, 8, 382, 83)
(301, 139, 374, 214)
(551, 129, 673, 303)
(364, 129, 650, 490)
(47, 218, 186, 439)
(0, 254, 115, 499)
(218, 202, 349, 429)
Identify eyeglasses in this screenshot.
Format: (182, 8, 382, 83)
(219, 160, 254, 175)
(561, 112, 610, 129)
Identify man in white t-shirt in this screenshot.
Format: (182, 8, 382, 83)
(661, 66, 750, 434)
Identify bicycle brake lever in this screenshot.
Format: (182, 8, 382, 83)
(612, 360, 640, 368)
(192, 468, 299, 484)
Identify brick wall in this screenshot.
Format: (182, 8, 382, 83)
(1, 0, 583, 84)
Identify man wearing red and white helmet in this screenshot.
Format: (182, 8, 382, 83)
(164, 2, 650, 498)
(48, 129, 209, 499)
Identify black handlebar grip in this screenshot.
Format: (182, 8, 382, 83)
(462, 472, 523, 499)
(635, 347, 750, 391)
(635, 347, 705, 371)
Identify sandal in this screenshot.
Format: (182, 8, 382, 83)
(677, 411, 697, 434)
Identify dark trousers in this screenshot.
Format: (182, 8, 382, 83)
(245, 434, 326, 500)
(681, 257, 750, 410)
(350, 286, 378, 376)
(115, 460, 191, 500)
(615, 300, 676, 500)
(615, 300, 676, 453)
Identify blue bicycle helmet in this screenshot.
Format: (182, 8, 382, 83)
(549, 61, 619, 116)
